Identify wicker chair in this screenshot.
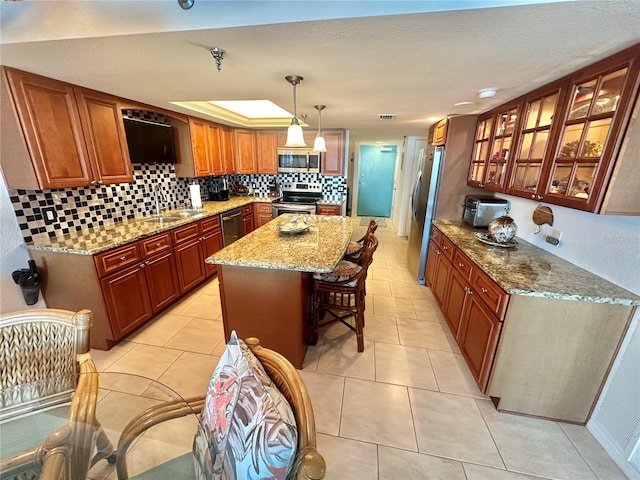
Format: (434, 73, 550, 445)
(115, 337, 325, 480)
(0, 309, 115, 480)
(343, 220, 378, 265)
(311, 232, 378, 352)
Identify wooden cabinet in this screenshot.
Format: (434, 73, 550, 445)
(207, 122, 224, 175)
(256, 130, 278, 173)
(316, 204, 341, 216)
(254, 202, 273, 228)
(469, 43, 640, 214)
(187, 117, 210, 176)
(1, 67, 132, 189)
(432, 118, 447, 146)
(144, 250, 180, 312)
(178, 118, 224, 177)
(172, 222, 206, 293)
(424, 233, 452, 308)
(321, 130, 346, 176)
(201, 216, 223, 277)
(234, 128, 257, 174)
(220, 127, 236, 174)
(242, 204, 255, 235)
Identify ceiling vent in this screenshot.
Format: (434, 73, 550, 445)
(378, 114, 396, 120)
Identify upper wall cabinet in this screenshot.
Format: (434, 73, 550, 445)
(256, 130, 278, 174)
(234, 128, 257, 174)
(1, 67, 133, 190)
(468, 43, 640, 214)
(321, 129, 346, 176)
(174, 118, 228, 178)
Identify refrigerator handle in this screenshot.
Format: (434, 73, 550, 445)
(411, 171, 422, 220)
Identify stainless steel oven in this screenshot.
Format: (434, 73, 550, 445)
(271, 182, 322, 217)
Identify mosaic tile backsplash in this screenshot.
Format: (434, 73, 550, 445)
(8, 164, 347, 244)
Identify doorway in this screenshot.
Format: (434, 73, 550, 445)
(356, 144, 397, 217)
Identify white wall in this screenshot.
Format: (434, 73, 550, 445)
(0, 171, 46, 312)
(496, 193, 640, 478)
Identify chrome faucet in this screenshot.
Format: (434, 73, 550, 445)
(152, 185, 166, 217)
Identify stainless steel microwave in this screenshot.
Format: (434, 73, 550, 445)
(277, 148, 320, 173)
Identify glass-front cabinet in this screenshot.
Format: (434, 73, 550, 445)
(506, 82, 564, 200)
(484, 101, 520, 191)
(467, 114, 494, 187)
(542, 62, 635, 210)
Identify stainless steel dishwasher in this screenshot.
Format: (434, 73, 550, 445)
(221, 207, 243, 247)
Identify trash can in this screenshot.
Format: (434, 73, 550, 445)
(12, 260, 41, 306)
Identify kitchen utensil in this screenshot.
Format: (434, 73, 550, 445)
(532, 205, 554, 234)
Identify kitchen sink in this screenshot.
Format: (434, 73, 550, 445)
(172, 209, 204, 217)
(142, 215, 184, 223)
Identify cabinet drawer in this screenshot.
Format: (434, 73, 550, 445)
(139, 232, 172, 258)
(201, 215, 221, 233)
(430, 226, 442, 247)
(172, 222, 201, 244)
(440, 236, 455, 261)
(452, 248, 474, 281)
(471, 268, 509, 319)
(317, 204, 341, 215)
(242, 205, 253, 216)
(94, 243, 141, 277)
(256, 203, 272, 214)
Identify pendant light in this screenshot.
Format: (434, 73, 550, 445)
(285, 75, 305, 147)
(313, 105, 327, 153)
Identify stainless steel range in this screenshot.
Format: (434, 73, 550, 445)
(271, 182, 322, 217)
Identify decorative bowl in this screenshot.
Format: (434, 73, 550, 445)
(488, 216, 517, 244)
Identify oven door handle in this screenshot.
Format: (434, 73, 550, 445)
(222, 212, 242, 221)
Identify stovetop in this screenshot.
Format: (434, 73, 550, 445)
(275, 182, 323, 205)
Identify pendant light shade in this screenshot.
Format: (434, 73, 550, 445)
(285, 75, 306, 147)
(313, 104, 327, 153)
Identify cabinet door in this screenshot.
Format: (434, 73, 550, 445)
(484, 101, 521, 192)
(467, 114, 494, 187)
(4, 67, 93, 189)
(432, 250, 452, 307)
(221, 127, 235, 174)
(207, 122, 224, 175)
(432, 119, 447, 146)
(174, 238, 206, 293)
(506, 83, 564, 200)
(189, 118, 211, 176)
(144, 250, 180, 312)
(542, 50, 640, 212)
(458, 292, 502, 392)
(321, 130, 345, 175)
(256, 130, 278, 173)
(100, 263, 153, 339)
(316, 204, 341, 216)
(202, 228, 223, 277)
(443, 267, 468, 339)
(425, 240, 439, 289)
(75, 88, 133, 185)
(242, 205, 255, 235)
(234, 129, 257, 174)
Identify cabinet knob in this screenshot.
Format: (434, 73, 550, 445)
(479, 184, 484, 188)
(458, 262, 464, 267)
(443, 245, 448, 250)
(156, 242, 162, 247)
(120, 255, 127, 261)
(531, 194, 536, 199)
(140, 262, 146, 268)
(481, 287, 488, 293)
(536, 195, 543, 200)
(436, 250, 441, 255)
(90, 180, 98, 186)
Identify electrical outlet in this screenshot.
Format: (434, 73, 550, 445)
(545, 229, 563, 246)
(41, 206, 57, 225)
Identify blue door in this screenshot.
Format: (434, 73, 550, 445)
(356, 145, 397, 217)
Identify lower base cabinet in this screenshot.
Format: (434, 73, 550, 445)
(174, 238, 207, 293)
(317, 204, 341, 216)
(254, 202, 273, 228)
(145, 250, 180, 311)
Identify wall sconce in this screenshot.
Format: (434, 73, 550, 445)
(285, 75, 305, 147)
(313, 105, 327, 153)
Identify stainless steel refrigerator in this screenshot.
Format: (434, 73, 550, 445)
(407, 143, 444, 284)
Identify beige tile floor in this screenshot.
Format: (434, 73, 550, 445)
(91, 218, 627, 480)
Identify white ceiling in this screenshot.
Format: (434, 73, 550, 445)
(1, 0, 639, 143)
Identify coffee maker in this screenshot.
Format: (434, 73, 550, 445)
(268, 178, 280, 197)
(209, 176, 229, 201)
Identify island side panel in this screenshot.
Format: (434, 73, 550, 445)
(217, 265, 310, 368)
(487, 295, 633, 424)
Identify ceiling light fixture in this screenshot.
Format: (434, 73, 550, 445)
(478, 88, 497, 99)
(210, 48, 225, 72)
(285, 75, 305, 147)
(178, 0, 194, 9)
(313, 105, 327, 153)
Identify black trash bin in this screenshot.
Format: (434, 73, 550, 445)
(12, 260, 41, 306)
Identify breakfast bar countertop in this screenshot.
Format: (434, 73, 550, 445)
(206, 214, 352, 273)
(22, 197, 276, 256)
(433, 219, 640, 306)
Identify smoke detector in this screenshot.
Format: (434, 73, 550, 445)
(378, 114, 397, 120)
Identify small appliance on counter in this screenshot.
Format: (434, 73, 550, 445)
(209, 176, 229, 201)
(463, 195, 510, 227)
(268, 178, 280, 198)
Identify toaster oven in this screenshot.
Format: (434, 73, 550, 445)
(463, 195, 510, 227)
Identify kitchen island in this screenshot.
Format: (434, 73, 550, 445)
(206, 214, 352, 368)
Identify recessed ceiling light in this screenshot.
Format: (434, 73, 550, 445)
(478, 88, 497, 99)
(454, 101, 475, 107)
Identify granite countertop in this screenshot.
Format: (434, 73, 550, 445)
(24, 197, 277, 255)
(316, 197, 346, 206)
(206, 214, 352, 273)
(433, 220, 640, 306)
